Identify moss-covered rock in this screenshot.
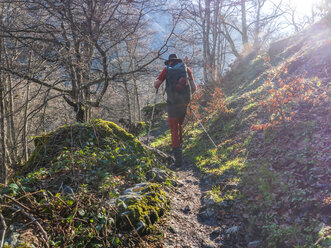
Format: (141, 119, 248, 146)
(142, 102, 167, 121)
(116, 183, 169, 234)
(118, 119, 147, 136)
(23, 119, 144, 173)
(2, 119, 170, 247)
(146, 168, 170, 183)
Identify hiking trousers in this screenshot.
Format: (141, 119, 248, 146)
(168, 116, 185, 149)
(167, 103, 187, 148)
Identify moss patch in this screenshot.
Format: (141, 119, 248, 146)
(24, 119, 143, 173)
(117, 183, 169, 234)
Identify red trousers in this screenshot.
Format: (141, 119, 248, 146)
(168, 116, 185, 148)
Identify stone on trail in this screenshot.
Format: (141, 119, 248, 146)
(183, 205, 191, 214)
(146, 168, 170, 183)
(202, 241, 217, 248)
(116, 183, 169, 234)
(248, 240, 262, 248)
(226, 225, 239, 235)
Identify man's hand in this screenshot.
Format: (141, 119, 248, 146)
(154, 79, 162, 89)
(183, 56, 190, 65)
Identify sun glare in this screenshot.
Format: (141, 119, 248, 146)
(289, 0, 320, 15)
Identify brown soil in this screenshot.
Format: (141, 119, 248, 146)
(161, 162, 223, 248)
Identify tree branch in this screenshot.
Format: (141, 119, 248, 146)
(0, 213, 7, 248)
(0, 67, 70, 93)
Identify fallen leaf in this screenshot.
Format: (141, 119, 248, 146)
(255, 193, 262, 200)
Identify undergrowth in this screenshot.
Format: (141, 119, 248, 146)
(0, 119, 170, 247)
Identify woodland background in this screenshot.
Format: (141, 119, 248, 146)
(0, 0, 329, 184)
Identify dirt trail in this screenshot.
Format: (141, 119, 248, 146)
(162, 162, 223, 248)
(144, 120, 235, 248)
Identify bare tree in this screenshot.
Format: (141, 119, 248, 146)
(0, 0, 173, 123)
(174, 0, 227, 85)
(171, 0, 295, 87)
(0, 2, 21, 183)
(282, 0, 327, 33)
(0, 0, 178, 182)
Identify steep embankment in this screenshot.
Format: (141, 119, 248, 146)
(154, 15, 330, 247)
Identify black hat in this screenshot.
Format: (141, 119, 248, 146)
(165, 53, 182, 65)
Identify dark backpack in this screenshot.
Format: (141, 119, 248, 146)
(165, 62, 191, 105)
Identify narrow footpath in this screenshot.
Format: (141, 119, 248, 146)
(145, 119, 242, 248)
(162, 162, 224, 248)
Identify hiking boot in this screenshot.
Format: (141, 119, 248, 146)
(173, 147, 182, 167)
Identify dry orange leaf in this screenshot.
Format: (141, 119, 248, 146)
(255, 193, 262, 200)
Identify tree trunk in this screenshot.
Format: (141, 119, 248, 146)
(201, 0, 210, 83)
(21, 52, 33, 163)
(22, 81, 30, 162)
(241, 0, 249, 45)
(0, 75, 8, 185)
(123, 80, 132, 122)
(4, 35, 18, 166)
(133, 77, 141, 122)
(75, 103, 85, 123)
(254, 0, 263, 49)
(6, 75, 16, 164)
(223, 24, 240, 58)
(210, 0, 220, 82)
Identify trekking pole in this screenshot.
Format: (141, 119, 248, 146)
(147, 89, 158, 143)
(189, 106, 217, 149)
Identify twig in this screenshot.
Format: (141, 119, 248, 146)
(314, 231, 329, 247)
(53, 217, 88, 223)
(3, 194, 32, 212)
(16, 191, 43, 200)
(123, 214, 149, 247)
(0, 205, 11, 208)
(0, 213, 7, 248)
(9, 205, 49, 248)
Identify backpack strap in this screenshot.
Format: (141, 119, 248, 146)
(165, 65, 170, 90)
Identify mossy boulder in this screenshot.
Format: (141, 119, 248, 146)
(146, 168, 170, 183)
(116, 183, 169, 234)
(118, 118, 147, 136)
(2, 119, 169, 246)
(23, 119, 144, 173)
(142, 102, 167, 121)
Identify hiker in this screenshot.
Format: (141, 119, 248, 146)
(154, 54, 196, 167)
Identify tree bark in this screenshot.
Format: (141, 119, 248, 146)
(0, 75, 7, 185)
(133, 76, 141, 122)
(241, 0, 249, 45)
(22, 52, 33, 162)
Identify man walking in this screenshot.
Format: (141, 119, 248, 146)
(154, 54, 196, 167)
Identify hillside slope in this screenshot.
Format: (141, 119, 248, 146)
(223, 14, 330, 97)
(174, 14, 331, 247)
